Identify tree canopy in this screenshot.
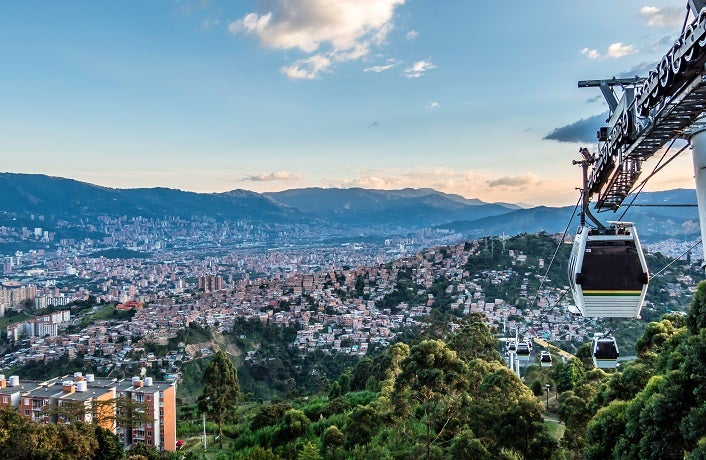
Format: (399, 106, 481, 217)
(198, 350, 241, 449)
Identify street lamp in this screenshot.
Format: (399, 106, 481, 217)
(545, 383, 551, 412)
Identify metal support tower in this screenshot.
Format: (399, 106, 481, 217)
(690, 124, 706, 262)
(577, 1, 706, 266)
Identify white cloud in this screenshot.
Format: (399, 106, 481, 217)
(581, 43, 636, 60)
(605, 42, 637, 58)
(242, 171, 303, 182)
(640, 6, 683, 28)
(581, 48, 600, 59)
(229, 0, 406, 79)
(364, 60, 397, 73)
(281, 55, 332, 80)
(406, 30, 418, 40)
(404, 59, 436, 78)
(487, 173, 542, 189)
(428, 101, 440, 108)
(319, 167, 573, 205)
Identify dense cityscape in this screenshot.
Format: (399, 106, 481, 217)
(0, 207, 700, 375)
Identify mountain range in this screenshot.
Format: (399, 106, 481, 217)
(0, 172, 700, 242)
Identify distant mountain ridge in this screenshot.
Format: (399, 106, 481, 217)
(438, 188, 700, 242)
(0, 173, 303, 222)
(0, 173, 699, 241)
(264, 187, 517, 227)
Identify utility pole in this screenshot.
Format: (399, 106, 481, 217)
(203, 412, 206, 450)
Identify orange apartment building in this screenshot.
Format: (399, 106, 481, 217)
(0, 373, 177, 452)
(116, 376, 177, 451)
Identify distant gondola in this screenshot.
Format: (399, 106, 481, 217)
(568, 221, 649, 318)
(592, 335, 620, 369)
(540, 350, 552, 367)
(516, 341, 531, 362)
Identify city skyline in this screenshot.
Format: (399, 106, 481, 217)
(0, 0, 697, 206)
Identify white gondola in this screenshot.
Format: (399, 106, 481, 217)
(540, 350, 552, 367)
(506, 338, 517, 353)
(568, 221, 649, 318)
(592, 335, 620, 369)
(516, 341, 531, 362)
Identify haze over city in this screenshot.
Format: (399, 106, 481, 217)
(0, 0, 697, 206)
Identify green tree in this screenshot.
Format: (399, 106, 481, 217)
(298, 441, 322, 460)
(328, 381, 341, 399)
(394, 339, 469, 460)
(636, 317, 682, 359)
(557, 358, 585, 393)
(321, 425, 345, 459)
(198, 350, 240, 449)
(0, 407, 102, 460)
(448, 429, 493, 460)
(448, 313, 503, 363)
(337, 372, 351, 394)
(344, 405, 378, 449)
(688, 281, 706, 334)
(593, 361, 653, 407)
(557, 390, 592, 458)
(251, 402, 292, 431)
(530, 379, 544, 396)
(93, 425, 124, 460)
(276, 409, 310, 444)
(236, 446, 282, 460)
(584, 400, 628, 460)
(495, 398, 556, 459)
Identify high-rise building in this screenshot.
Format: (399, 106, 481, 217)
(197, 274, 225, 292)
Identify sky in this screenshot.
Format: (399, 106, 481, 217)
(0, 0, 698, 206)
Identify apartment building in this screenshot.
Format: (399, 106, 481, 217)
(115, 376, 177, 452)
(0, 373, 177, 452)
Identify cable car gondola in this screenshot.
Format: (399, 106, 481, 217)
(568, 221, 649, 318)
(540, 350, 552, 367)
(592, 335, 620, 369)
(516, 341, 531, 362)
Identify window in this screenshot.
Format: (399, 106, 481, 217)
(24, 410, 30, 416)
(581, 241, 644, 290)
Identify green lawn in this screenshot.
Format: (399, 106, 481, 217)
(75, 305, 115, 329)
(545, 420, 565, 441)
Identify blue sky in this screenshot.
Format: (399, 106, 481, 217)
(0, 0, 695, 206)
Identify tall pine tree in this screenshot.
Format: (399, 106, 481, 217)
(198, 350, 240, 448)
